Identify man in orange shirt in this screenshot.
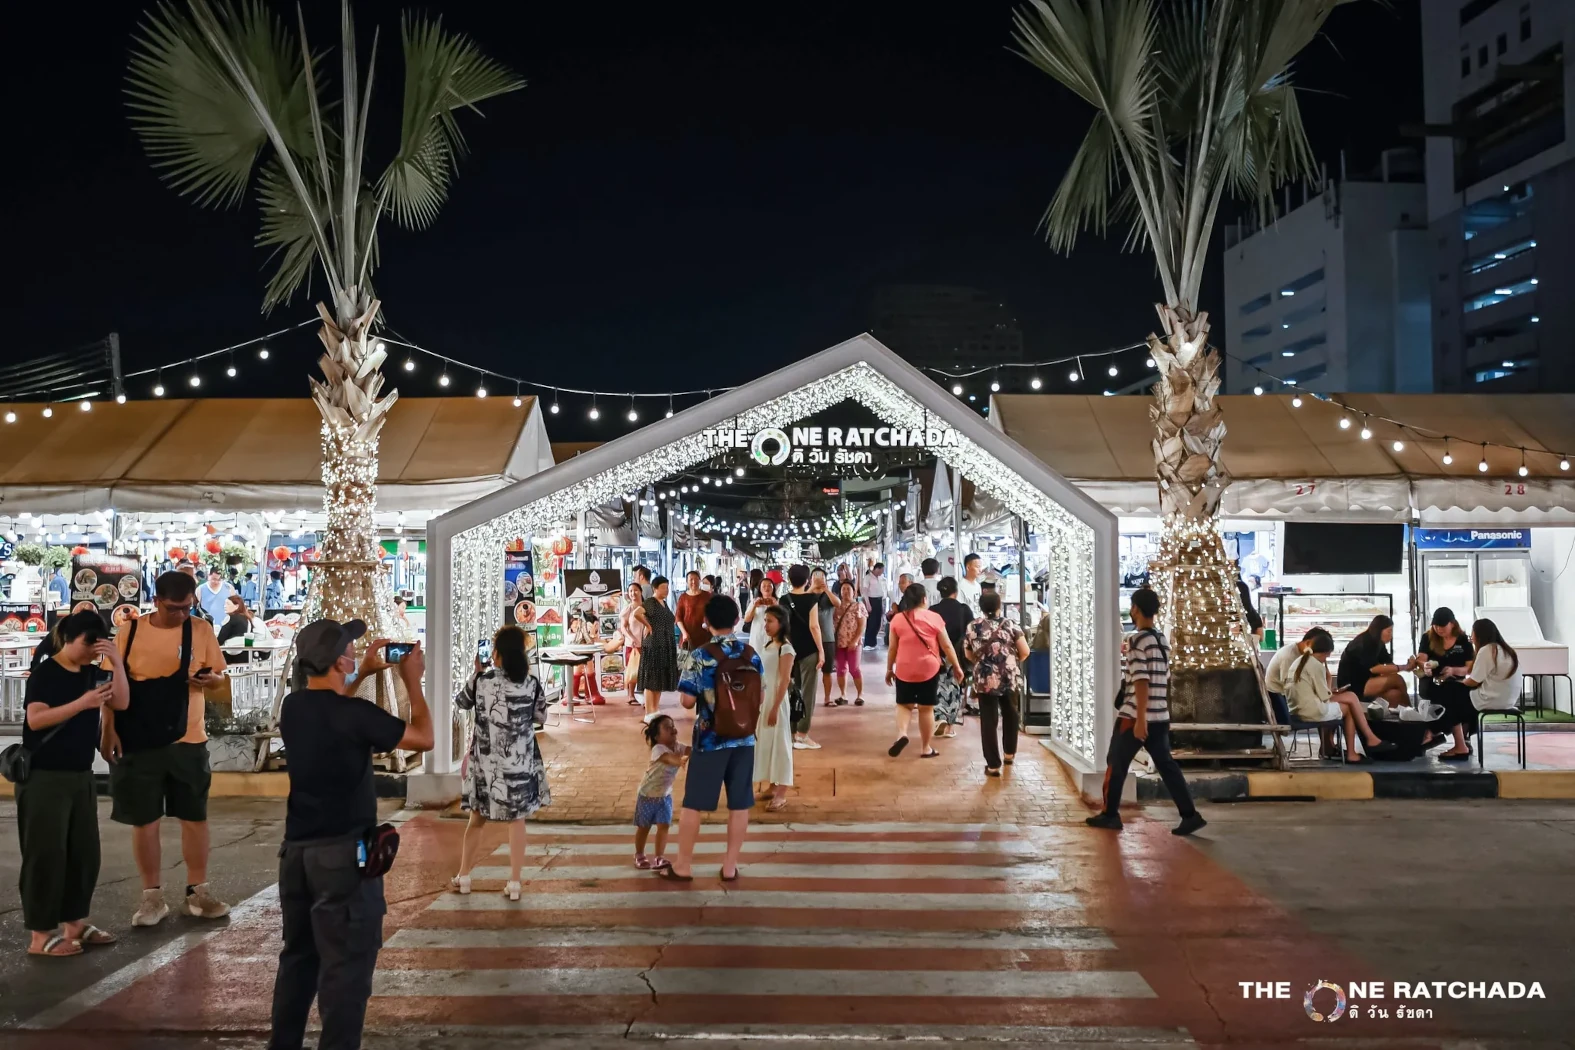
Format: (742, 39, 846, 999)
(104, 570, 231, 926)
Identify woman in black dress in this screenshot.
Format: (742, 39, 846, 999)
(1418, 607, 1475, 759)
(1336, 615, 1418, 708)
(632, 576, 678, 725)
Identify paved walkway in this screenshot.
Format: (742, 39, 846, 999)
(530, 649, 1085, 825)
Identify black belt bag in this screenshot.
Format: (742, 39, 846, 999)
(281, 823, 400, 879)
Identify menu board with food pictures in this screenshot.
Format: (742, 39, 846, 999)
(0, 601, 49, 636)
(562, 569, 621, 606)
(70, 553, 143, 630)
(504, 549, 535, 626)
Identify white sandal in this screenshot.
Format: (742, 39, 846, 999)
(454, 875, 471, 895)
(504, 881, 521, 902)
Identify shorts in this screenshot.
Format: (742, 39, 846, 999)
(1313, 700, 1344, 722)
(895, 674, 940, 707)
(681, 745, 755, 812)
(633, 794, 673, 827)
(109, 741, 211, 826)
(835, 647, 860, 677)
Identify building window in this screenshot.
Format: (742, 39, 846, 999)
(1464, 235, 1537, 275)
(1521, 5, 1531, 41)
(1278, 268, 1325, 298)
(1239, 293, 1273, 316)
(1478, 44, 1489, 67)
(1241, 324, 1273, 340)
(1464, 276, 1538, 312)
(1497, 33, 1507, 55)
(1461, 53, 1472, 76)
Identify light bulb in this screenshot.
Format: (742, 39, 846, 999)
(588, 406, 599, 419)
(665, 408, 674, 418)
(513, 396, 523, 407)
(1519, 464, 1529, 477)
(153, 384, 165, 397)
(258, 347, 269, 359)
(1108, 365, 1119, 377)
(1181, 341, 1196, 354)
(1478, 458, 1489, 473)
(115, 393, 126, 404)
(1360, 426, 1372, 440)
(990, 380, 1000, 392)
(627, 408, 639, 422)
(1443, 452, 1454, 466)
(438, 373, 450, 387)
(1068, 370, 1079, 382)
(1562, 459, 1570, 472)
(1392, 440, 1404, 452)
(404, 358, 415, 371)
(951, 384, 963, 395)
(550, 402, 560, 414)
(226, 366, 237, 378)
(42, 406, 53, 418)
(1339, 417, 1351, 430)
(374, 340, 387, 353)
(79, 400, 92, 412)
(2, 411, 13, 424)
(734, 467, 744, 476)
(189, 374, 201, 387)
(1146, 357, 1156, 368)
(1291, 396, 1302, 408)
(1030, 376, 1042, 390)
(1253, 385, 1263, 396)
(476, 385, 487, 398)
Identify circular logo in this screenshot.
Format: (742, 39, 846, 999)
(750, 428, 792, 466)
(1304, 980, 1347, 1022)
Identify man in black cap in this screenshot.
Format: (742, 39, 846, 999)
(268, 619, 433, 1050)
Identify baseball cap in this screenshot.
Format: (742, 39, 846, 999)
(295, 617, 368, 675)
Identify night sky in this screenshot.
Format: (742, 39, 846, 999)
(7, 1, 1419, 439)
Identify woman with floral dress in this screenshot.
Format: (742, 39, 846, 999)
(452, 625, 549, 902)
(963, 592, 1029, 777)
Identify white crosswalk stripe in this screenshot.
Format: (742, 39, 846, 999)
(385, 925, 1118, 950)
(426, 888, 1083, 911)
(466, 861, 1061, 881)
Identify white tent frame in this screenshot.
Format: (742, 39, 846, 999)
(425, 335, 1118, 776)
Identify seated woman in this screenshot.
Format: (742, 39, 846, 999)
(1418, 607, 1475, 760)
(1464, 618, 1522, 718)
(216, 594, 265, 664)
(565, 610, 606, 705)
(1285, 633, 1396, 762)
(1336, 614, 1419, 708)
(1265, 627, 1331, 699)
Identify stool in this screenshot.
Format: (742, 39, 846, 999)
(1476, 708, 1527, 769)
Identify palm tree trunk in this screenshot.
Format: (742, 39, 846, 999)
(1146, 303, 1254, 673)
(305, 296, 405, 719)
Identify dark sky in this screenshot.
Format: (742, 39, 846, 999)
(7, 0, 1420, 439)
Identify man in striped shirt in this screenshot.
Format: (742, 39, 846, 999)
(1086, 588, 1206, 836)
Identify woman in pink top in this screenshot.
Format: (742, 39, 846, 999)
(619, 583, 648, 705)
(884, 583, 965, 759)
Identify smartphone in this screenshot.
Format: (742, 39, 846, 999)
(94, 667, 115, 687)
(384, 642, 415, 664)
(194, 666, 213, 678)
(477, 638, 492, 665)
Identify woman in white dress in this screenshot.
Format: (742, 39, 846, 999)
(752, 604, 795, 811)
(743, 577, 779, 653)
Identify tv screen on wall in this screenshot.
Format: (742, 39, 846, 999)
(1282, 522, 1404, 575)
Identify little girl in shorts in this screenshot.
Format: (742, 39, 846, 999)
(634, 714, 688, 869)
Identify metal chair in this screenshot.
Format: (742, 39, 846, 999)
(1476, 708, 1527, 769)
(1270, 692, 1345, 763)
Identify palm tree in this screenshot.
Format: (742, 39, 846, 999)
(1012, 0, 1338, 670)
(127, 0, 522, 638)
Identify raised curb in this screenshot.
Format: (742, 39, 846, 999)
(1130, 767, 1575, 802)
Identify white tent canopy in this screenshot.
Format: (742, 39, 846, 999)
(425, 335, 1118, 776)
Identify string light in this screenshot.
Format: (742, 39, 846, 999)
(188, 369, 201, 388)
(3, 411, 14, 424)
(990, 373, 1001, 393)
(258, 346, 270, 360)
(665, 395, 675, 419)
(1562, 457, 1570, 472)
(1067, 369, 1079, 383)
(1291, 395, 1302, 408)
(475, 379, 487, 398)
(588, 395, 599, 420)
(627, 396, 639, 423)
(438, 369, 450, 387)
(1030, 376, 1042, 389)
(1479, 444, 1489, 473)
(403, 357, 416, 372)
(1442, 440, 1453, 466)
(79, 400, 92, 412)
(226, 351, 237, 378)
(1392, 438, 1404, 452)
(1519, 448, 1529, 478)
(513, 381, 523, 408)
(115, 393, 127, 404)
(153, 369, 165, 397)
(1359, 418, 1372, 440)
(1253, 385, 1263, 396)
(550, 394, 560, 414)
(1107, 364, 1119, 377)
(1338, 415, 1351, 430)
(1146, 357, 1156, 368)
(42, 405, 53, 418)
(951, 383, 963, 396)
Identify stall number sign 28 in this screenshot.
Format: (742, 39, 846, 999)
(1504, 482, 1530, 496)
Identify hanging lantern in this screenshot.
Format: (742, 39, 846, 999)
(272, 545, 292, 563)
(71, 545, 89, 556)
(168, 546, 187, 562)
(551, 535, 574, 556)
(205, 539, 223, 555)
(204, 523, 218, 535)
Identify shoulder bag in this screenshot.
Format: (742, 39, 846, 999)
(0, 722, 69, 784)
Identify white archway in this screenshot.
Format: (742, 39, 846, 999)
(425, 336, 1118, 779)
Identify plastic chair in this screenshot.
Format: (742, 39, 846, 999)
(1476, 708, 1527, 769)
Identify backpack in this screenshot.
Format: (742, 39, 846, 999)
(705, 641, 763, 739)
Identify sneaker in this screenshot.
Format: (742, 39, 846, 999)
(1172, 814, 1208, 837)
(185, 883, 231, 919)
(132, 888, 169, 927)
(1084, 813, 1123, 831)
(799, 737, 822, 750)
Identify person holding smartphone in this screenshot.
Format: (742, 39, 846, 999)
(104, 570, 230, 927)
(16, 610, 129, 957)
(271, 618, 432, 1050)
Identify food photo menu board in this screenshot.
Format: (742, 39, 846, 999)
(70, 553, 143, 630)
(0, 601, 48, 636)
(504, 546, 536, 627)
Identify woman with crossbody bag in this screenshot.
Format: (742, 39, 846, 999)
(884, 583, 965, 759)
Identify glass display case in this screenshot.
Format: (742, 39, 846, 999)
(1257, 592, 1393, 659)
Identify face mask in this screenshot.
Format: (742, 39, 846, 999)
(344, 671, 359, 687)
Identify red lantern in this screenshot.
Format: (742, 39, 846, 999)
(204, 524, 218, 535)
(272, 545, 291, 563)
(551, 535, 574, 557)
(168, 546, 187, 562)
(71, 545, 89, 556)
(205, 539, 223, 555)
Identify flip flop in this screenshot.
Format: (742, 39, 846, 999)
(654, 867, 692, 882)
(888, 737, 909, 757)
(719, 868, 739, 882)
(75, 925, 117, 947)
(854, 697, 865, 706)
(28, 934, 82, 958)
(920, 749, 941, 758)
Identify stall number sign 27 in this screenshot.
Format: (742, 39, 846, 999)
(704, 426, 959, 468)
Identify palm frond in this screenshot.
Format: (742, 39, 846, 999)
(257, 157, 324, 311)
(127, 0, 308, 208)
(378, 14, 524, 230)
(1040, 117, 1121, 252)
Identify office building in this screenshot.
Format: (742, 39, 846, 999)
(1222, 155, 1433, 394)
(1422, 0, 1572, 390)
(868, 284, 1025, 373)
